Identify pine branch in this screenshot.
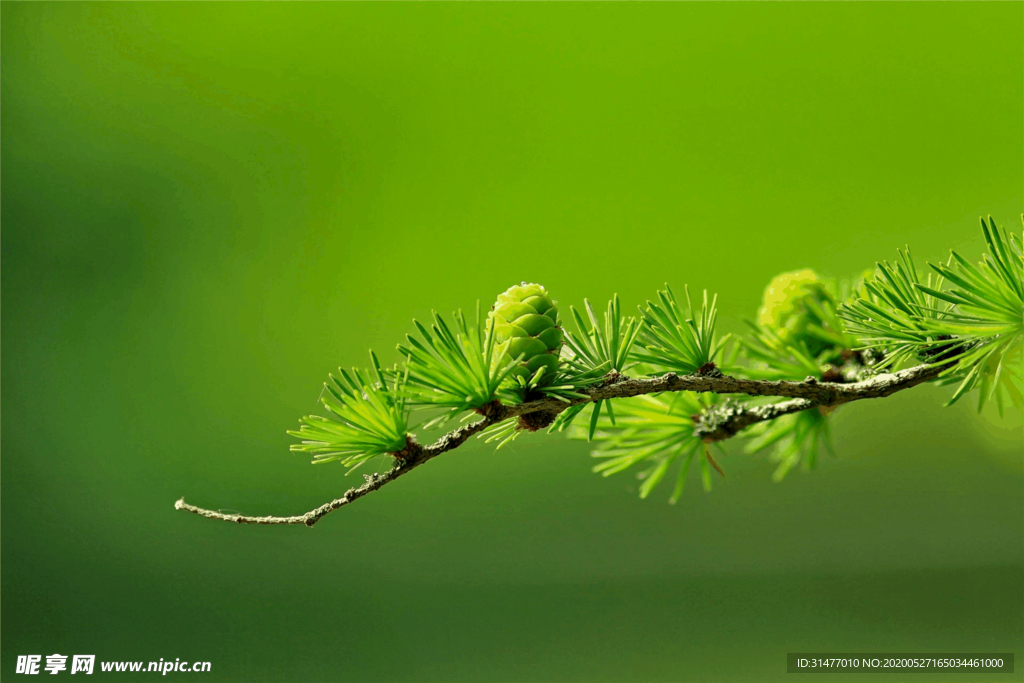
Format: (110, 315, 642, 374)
(174, 362, 943, 526)
(172, 218, 1021, 520)
(692, 362, 945, 442)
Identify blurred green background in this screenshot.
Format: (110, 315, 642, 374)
(3, 3, 1022, 681)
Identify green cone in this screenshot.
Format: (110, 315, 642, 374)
(757, 269, 824, 341)
(490, 282, 563, 387)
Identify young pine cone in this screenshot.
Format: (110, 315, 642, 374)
(489, 282, 563, 387)
(757, 268, 826, 342)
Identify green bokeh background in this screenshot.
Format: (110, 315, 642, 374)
(3, 3, 1022, 681)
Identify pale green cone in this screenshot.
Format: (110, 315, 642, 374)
(490, 282, 563, 387)
(757, 269, 824, 341)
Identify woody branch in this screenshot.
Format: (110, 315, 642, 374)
(173, 362, 944, 527)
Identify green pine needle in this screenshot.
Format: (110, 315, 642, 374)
(546, 295, 641, 432)
(841, 216, 1022, 412)
(478, 417, 522, 450)
(744, 408, 833, 482)
(572, 392, 721, 503)
(288, 351, 410, 471)
(632, 284, 730, 375)
(398, 303, 522, 413)
(563, 294, 642, 374)
(921, 217, 1023, 411)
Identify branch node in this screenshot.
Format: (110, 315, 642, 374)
(697, 362, 723, 378)
(517, 410, 559, 432)
(391, 435, 421, 463)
